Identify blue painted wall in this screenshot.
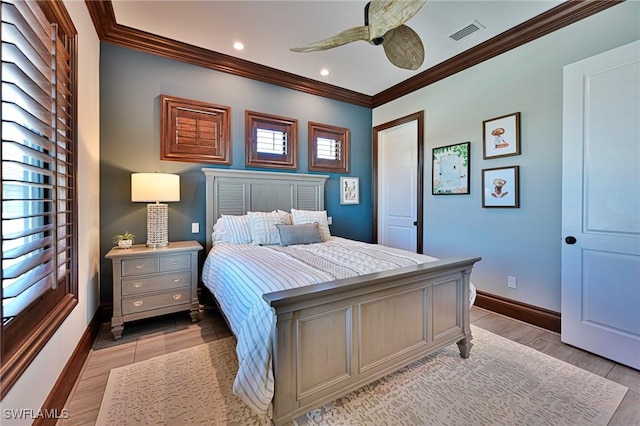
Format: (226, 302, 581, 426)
(99, 44, 372, 303)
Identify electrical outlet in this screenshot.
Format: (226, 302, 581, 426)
(327, 216, 333, 225)
(191, 223, 199, 234)
(508, 276, 517, 289)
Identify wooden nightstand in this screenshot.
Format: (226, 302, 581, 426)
(105, 240, 203, 340)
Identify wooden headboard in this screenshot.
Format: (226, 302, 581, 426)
(202, 168, 329, 251)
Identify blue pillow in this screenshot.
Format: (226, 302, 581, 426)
(275, 223, 322, 246)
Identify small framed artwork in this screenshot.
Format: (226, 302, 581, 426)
(482, 166, 520, 208)
(340, 176, 359, 205)
(483, 112, 520, 159)
(432, 141, 470, 195)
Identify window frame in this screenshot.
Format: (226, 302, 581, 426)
(245, 110, 298, 170)
(160, 95, 231, 165)
(308, 121, 350, 173)
(1, 0, 78, 399)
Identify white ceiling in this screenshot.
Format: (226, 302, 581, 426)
(111, 0, 564, 95)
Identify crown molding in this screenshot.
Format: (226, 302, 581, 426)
(372, 0, 623, 107)
(84, 1, 373, 108)
(85, 0, 621, 109)
(41, 0, 77, 36)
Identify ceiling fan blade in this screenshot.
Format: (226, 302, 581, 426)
(290, 26, 369, 53)
(368, 0, 427, 40)
(382, 25, 425, 70)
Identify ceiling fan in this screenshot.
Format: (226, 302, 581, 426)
(290, 0, 427, 70)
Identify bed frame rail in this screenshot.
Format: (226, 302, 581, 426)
(264, 256, 481, 425)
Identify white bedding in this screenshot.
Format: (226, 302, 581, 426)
(201, 237, 476, 418)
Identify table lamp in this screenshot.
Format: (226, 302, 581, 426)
(131, 172, 180, 247)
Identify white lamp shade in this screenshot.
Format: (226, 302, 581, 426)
(131, 173, 180, 202)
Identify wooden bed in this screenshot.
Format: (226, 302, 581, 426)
(202, 168, 481, 425)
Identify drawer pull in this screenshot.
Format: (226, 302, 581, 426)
(173, 278, 182, 283)
(133, 282, 143, 288)
(133, 300, 143, 307)
(172, 260, 180, 265)
(172, 294, 182, 300)
(135, 264, 145, 270)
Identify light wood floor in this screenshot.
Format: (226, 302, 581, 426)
(58, 305, 640, 426)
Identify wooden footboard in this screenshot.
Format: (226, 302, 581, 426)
(263, 256, 481, 425)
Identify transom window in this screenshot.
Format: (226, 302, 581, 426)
(245, 111, 297, 170)
(308, 122, 350, 173)
(160, 95, 231, 165)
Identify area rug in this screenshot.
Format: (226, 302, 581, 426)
(96, 326, 627, 425)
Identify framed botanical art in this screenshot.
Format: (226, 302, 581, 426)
(483, 112, 520, 159)
(340, 176, 359, 205)
(432, 142, 470, 195)
(482, 166, 520, 208)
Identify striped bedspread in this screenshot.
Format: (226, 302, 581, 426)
(201, 237, 475, 418)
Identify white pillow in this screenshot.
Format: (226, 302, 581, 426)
(247, 210, 291, 245)
(221, 214, 252, 244)
(212, 217, 228, 242)
(291, 209, 331, 241)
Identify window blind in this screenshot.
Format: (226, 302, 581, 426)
(316, 137, 341, 160)
(175, 108, 218, 147)
(160, 95, 231, 165)
(1, 0, 75, 333)
(256, 128, 287, 155)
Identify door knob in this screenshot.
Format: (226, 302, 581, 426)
(565, 236, 577, 245)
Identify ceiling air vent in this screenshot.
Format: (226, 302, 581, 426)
(449, 20, 485, 41)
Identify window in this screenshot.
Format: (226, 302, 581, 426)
(1, 0, 78, 398)
(316, 137, 342, 160)
(245, 110, 297, 170)
(256, 128, 287, 155)
(308, 122, 350, 173)
(160, 95, 231, 165)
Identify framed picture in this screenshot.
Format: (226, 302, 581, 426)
(482, 166, 520, 208)
(340, 176, 359, 205)
(432, 142, 470, 195)
(483, 112, 520, 159)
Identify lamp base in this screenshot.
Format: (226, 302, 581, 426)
(146, 242, 169, 248)
(146, 203, 169, 248)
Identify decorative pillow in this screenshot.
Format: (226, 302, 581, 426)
(277, 209, 293, 225)
(291, 209, 331, 241)
(275, 223, 322, 246)
(221, 214, 252, 244)
(247, 210, 290, 245)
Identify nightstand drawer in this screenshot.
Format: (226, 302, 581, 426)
(159, 254, 191, 272)
(122, 288, 191, 315)
(122, 257, 159, 276)
(121, 271, 192, 296)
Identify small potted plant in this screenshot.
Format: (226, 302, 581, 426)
(113, 231, 135, 249)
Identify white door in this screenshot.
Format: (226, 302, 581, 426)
(561, 40, 640, 369)
(378, 120, 418, 251)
